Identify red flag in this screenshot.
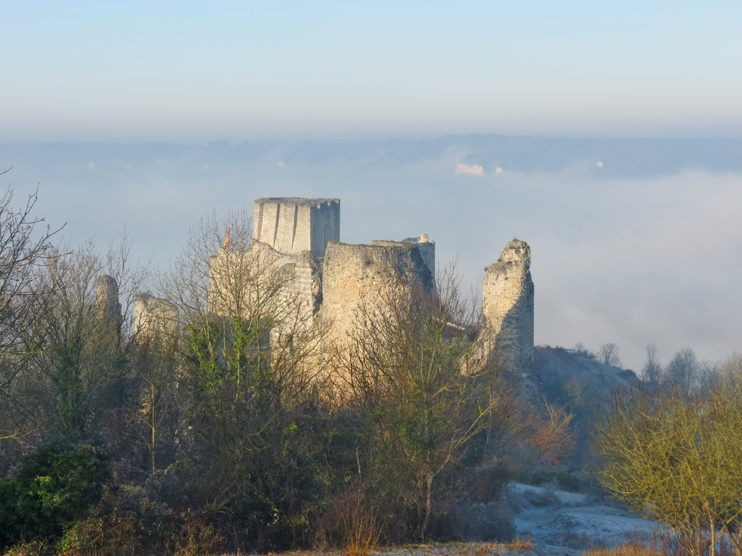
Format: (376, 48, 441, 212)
(224, 227, 230, 249)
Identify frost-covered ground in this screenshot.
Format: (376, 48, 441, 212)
(367, 482, 661, 556)
(265, 482, 662, 556)
(506, 482, 661, 555)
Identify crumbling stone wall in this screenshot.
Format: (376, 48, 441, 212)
(134, 293, 179, 340)
(321, 240, 435, 354)
(253, 197, 340, 257)
(207, 242, 321, 332)
(208, 242, 291, 317)
(96, 275, 121, 326)
(400, 233, 435, 279)
(211, 197, 330, 327)
(201, 198, 535, 386)
(480, 239, 534, 369)
(282, 250, 323, 322)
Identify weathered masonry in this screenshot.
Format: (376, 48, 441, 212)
(253, 197, 340, 257)
(322, 240, 436, 354)
(482, 239, 535, 367)
(127, 196, 534, 373)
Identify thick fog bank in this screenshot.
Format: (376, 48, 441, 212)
(2, 137, 741, 371)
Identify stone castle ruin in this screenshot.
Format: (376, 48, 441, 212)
(131, 196, 535, 373)
(322, 238, 438, 359)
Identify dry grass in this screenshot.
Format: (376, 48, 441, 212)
(473, 542, 500, 555)
(582, 541, 666, 556)
(503, 538, 533, 552)
(340, 493, 383, 556)
(466, 537, 533, 556)
(2, 541, 49, 556)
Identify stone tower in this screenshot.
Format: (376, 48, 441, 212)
(253, 197, 340, 257)
(321, 240, 435, 354)
(481, 239, 534, 368)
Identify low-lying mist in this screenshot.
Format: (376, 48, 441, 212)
(2, 136, 741, 371)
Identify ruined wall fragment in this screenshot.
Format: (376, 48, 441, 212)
(399, 233, 435, 280)
(207, 240, 324, 351)
(207, 243, 289, 317)
(96, 275, 121, 327)
(134, 293, 179, 340)
(478, 239, 534, 370)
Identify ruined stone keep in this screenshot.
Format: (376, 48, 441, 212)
(134, 293, 179, 340)
(96, 274, 122, 327)
(129, 196, 534, 373)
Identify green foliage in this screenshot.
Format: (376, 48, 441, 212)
(51, 341, 87, 439)
(56, 516, 104, 556)
(0, 445, 108, 549)
(175, 314, 328, 551)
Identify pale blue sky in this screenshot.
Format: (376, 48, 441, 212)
(2, 0, 741, 142)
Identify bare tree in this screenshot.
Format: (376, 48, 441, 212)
(340, 263, 509, 540)
(573, 342, 596, 359)
(642, 344, 662, 385)
(157, 208, 253, 321)
(598, 343, 622, 368)
(0, 174, 63, 358)
(155, 208, 331, 518)
(721, 353, 742, 389)
(665, 347, 700, 396)
(158, 208, 328, 402)
(0, 172, 64, 445)
(0, 237, 148, 443)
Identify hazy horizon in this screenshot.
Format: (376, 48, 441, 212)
(2, 135, 741, 373)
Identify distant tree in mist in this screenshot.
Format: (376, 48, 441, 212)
(597, 343, 622, 368)
(665, 347, 699, 396)
(573, 342, 595, 359)
(721, 353, 742, 386)
(642, 346, 721, 395)
(641, 344, 662, 385)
